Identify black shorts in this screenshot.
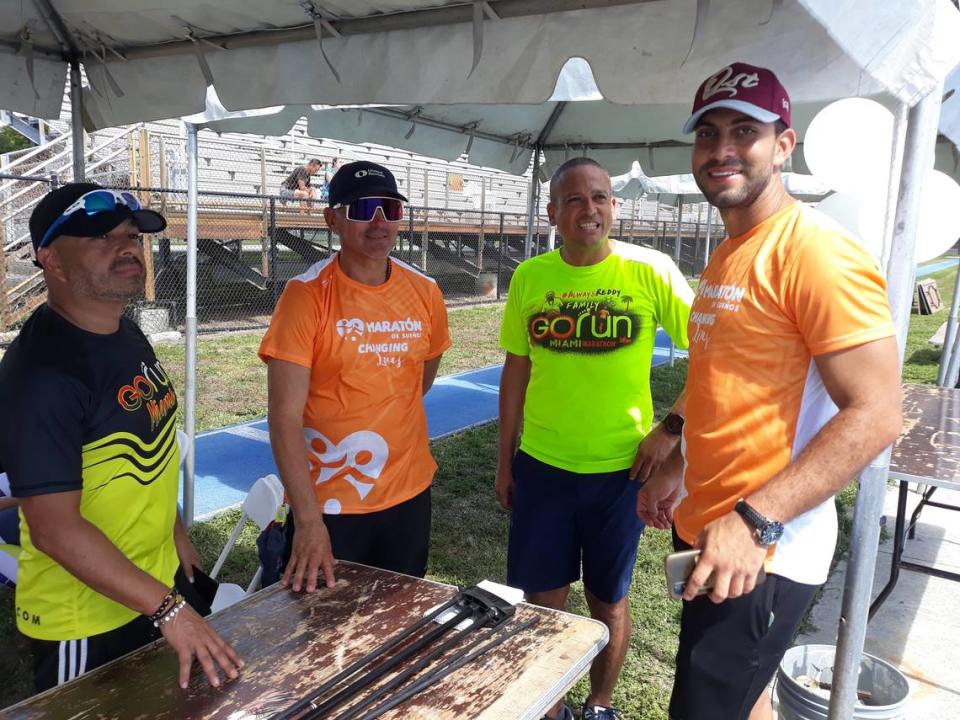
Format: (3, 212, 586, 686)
(669, 531, 820, 720)
(28, 565, 210, 693)
(283, 487, 432, 578)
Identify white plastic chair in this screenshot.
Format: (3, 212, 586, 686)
(208, 474, 285, 612)
(0, 472, 19, 587)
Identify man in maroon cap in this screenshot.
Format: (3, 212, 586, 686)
(0, 183, 242, 693)
(637, 63, 902, 719)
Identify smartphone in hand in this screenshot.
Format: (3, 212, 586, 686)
(664, 549, 714, 600)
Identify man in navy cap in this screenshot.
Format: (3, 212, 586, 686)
(0, 183, 243, 692)
(260, 161, 450, 591)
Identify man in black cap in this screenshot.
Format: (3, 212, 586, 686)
(260, 161, 450, 591)
(0, 183, 242, 692)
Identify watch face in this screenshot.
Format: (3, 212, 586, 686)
(759, 521, 785, 546)
(664, 413, 684, 435)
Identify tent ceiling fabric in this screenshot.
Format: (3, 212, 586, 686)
(194, 97, 883, 179)
(1, 1, 958, 129)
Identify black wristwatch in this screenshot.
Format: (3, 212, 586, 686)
(663, 412, 685, 435)
(734, 499, 784, 546)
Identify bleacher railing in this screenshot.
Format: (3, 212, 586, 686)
(0, 172, 721, 334)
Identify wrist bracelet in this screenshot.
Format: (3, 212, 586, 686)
(154, 598, 187, 628)
(148, 588, 177, 625)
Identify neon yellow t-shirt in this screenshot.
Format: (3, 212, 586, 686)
(500, 241, 693, 473)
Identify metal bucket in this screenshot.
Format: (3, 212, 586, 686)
(777, 644, 909, 720)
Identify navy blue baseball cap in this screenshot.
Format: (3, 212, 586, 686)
(328, 161, 407, 207)
(30, 183, 166, 255)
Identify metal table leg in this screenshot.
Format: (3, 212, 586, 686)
(868, 480, 910, 619)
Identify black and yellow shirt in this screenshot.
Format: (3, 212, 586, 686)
(0, 305, 180, 640)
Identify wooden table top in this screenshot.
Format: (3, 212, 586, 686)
(0, 563, 607, 720)
(889, 384, 960, 489)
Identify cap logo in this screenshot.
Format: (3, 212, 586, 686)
(701, 66, 759, 101)
(354, 168, 386, 179)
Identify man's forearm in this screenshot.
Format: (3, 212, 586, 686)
(34, 517, 170, 617)
(498, 357, 530, 465)
(269, 418, 322, 524)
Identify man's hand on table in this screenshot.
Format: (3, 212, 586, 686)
(160, 604, 244, 688)
(684, 511, 767, 603)
(283, 516, 336, 592)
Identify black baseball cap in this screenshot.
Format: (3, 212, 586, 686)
(30, 182, 166, 256)
(328, 161, 408, 207)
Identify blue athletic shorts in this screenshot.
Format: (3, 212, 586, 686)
(507, 450, 645, 604)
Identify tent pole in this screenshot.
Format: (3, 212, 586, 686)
(69, 59, 85, 181)
(524, 148, 541, 259)
(670, 196, 682, 366)
(828, 83, 943, 720)
(704, 204, 713, 268)
(183, 122, 199, 527)
(937, 266, 960, 386)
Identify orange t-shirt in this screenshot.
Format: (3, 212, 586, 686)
(259, 256, 451, 515)
(676, 203, 895, 584)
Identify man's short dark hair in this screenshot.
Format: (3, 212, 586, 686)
(549, 157, 607, 202)
(774, 120, 788, 136)
(309, 158, 322, 165)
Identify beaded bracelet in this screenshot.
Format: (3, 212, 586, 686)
(154, 598, 187, 628)
(148, 589, 178, 625)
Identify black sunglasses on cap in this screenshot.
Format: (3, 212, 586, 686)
(336, 197, 404, 222)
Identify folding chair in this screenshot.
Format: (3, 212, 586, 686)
(208, 474, 285, 612)
(0, 472, 19, 587)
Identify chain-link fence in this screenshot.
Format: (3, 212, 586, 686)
(2, 123, 725, 338)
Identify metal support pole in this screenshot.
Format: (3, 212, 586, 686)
(261, 147, 270, 276)
(498, 212, 505, 300)
(269, 198, 279, 303)
(182, 123, 199, 527)
(478, 178, 486, 269)
(653, 194, 661, 251)
(69, 59, 85, 182)
(670, 196, 683, 367)
(524, 149, 541, 259)
(828, 85, 943, 720)
(704, 205, 714, 268)
(422, 170, 429, 271)
(937, 263, 960, 386)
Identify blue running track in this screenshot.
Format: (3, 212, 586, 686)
(185, 329, 685, 518)
(917, 257, 958, 276)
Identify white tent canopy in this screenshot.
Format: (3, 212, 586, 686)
(1, 0, 958, 130)
(193, 91, 899, 181)
(3, 4, 960, 718)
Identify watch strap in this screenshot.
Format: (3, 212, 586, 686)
(735, 498, 766, 530)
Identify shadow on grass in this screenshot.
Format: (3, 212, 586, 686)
(906, 346, 942, 368)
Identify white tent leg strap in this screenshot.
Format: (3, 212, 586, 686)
(760, 0, 784, 26)
(469, 2, 500, 78)
(303, 1, 342, 84)
(18, 26, 39, 99)
(680, 0, 710, 67)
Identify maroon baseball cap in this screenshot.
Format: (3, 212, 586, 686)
(683, 62, 791, 134)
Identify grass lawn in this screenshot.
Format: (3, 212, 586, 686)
(151, 302, 506, 433)
(901, 264, 957, 385)
(0, 259, 956, 714)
